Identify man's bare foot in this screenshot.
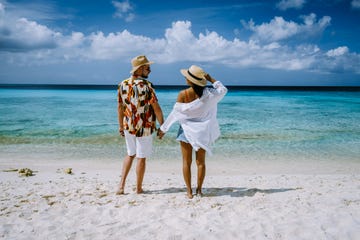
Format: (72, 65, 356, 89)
(136, 188, 144, 194)
(116, 188, 124, 195)
(187, 190, 193, 199)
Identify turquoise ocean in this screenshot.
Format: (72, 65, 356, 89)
(0, 85, 359, 166)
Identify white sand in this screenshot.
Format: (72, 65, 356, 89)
(1, 158, 360, 240)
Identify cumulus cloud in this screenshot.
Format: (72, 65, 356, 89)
(276, 0, 306, 11)
(244, 13, 331, 43)
(326, 46, 349, 57)
(320, 47, 360, 74)
(0, 17, 60, 51)
(0, 2, 359, 75)
(352, 0, 360, 9)
(112, 0, 135, 22)
(87, 30, 165, 59)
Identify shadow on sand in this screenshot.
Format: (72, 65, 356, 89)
(147, 187, 298, 198)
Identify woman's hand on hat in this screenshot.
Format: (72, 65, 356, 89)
(205, 73, 211, 81)
(205, 73, 216, 83)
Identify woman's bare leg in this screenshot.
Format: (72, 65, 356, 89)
(195, 148, 206, 196)
(180, 141, 193, 199)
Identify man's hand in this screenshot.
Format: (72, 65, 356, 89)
(119, 127, 125, 137)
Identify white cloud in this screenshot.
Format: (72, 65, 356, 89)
(87, 30, 165, 60)
(319, 47, 360, 74)
(276, 0, 306, 11)
(61, 32, 85, 48)
(326, 46, 349, 57)
(0, 1, 69, 52)
(244, 13, 331, 43)
(81, 20, 357, 73)
(112, 0, 135, 22)
(351, 0, 360, 9)
(0, 17, 61, 51)
(0, 1, 359, 75)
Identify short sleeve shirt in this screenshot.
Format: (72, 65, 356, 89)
(118, 77, 158, 137)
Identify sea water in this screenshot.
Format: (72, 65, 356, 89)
(0, 86, 359, 164)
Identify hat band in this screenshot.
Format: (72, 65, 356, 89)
(187, 70, 203, 81)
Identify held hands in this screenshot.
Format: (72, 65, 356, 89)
(157, 129, 165, 139)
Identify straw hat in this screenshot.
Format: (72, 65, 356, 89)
(180, 65, 207, 87)
(130, 55, 154, 74)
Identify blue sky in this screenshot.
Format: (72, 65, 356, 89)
(0, 0, 359, 86)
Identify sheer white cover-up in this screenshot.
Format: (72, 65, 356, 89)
(160, 81, 227, 155)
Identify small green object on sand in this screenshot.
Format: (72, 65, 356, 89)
(64, 168, 73, 174)
(18, 168, 34, 177)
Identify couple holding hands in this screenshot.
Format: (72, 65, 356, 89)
(116, 55, 227, 199)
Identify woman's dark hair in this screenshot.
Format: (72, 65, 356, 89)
(191, 84, 205, 98)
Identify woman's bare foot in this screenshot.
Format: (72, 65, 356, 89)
(116, 188, 124, 195)
(136, 188, 144, 194)
(196, 188, 203, 197)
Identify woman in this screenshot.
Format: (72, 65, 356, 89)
(158, 65, 227, 199)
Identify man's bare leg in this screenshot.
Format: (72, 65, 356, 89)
(181, 141, 193, 199)
(116, 155, 135, 195)
(196, 148, 206, 196)
(136, 158, 146, 194)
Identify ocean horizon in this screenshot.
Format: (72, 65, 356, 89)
(1, 83, 360, 91)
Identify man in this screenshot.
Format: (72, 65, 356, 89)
(116, 55, 164, 194)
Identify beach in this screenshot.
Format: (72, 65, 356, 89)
(1, 156, 360, 240)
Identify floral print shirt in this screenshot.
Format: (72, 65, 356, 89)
(118, 77, 158, 137)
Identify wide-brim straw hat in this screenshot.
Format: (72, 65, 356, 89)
(180, 65, 207, 87)
(130, 55, 154, 74)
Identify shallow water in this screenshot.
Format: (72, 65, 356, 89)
(1, 87, 359, 163)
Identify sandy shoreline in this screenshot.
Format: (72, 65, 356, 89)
(1, 158, 360, 239)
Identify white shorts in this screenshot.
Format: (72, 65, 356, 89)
(124, 130, 153, 158)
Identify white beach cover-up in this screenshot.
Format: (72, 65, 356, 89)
(160, 81, 227, 155)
